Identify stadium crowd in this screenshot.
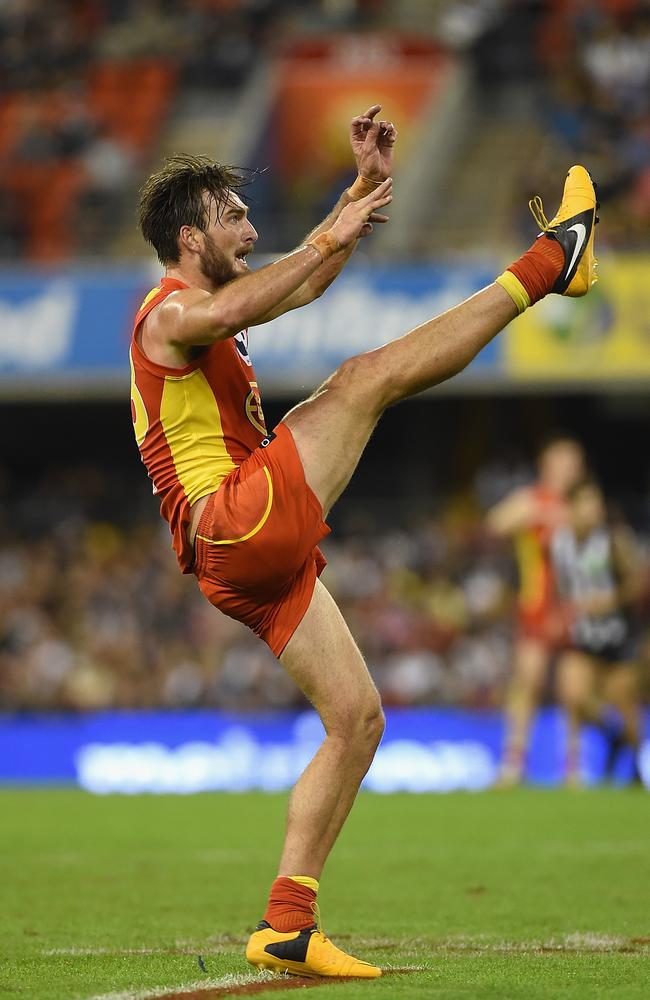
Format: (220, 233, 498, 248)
(1, 0, 648, 259)
(1, 458, 649, 713)
(444, 0, 650, 247)
(534, 0, 649, 247)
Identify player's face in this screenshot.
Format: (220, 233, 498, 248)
(572, 486, 605, 533)
(539, 441, 585, 496)
(199, 191, 258, 287)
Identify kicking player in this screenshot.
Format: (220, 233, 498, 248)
(552, 478, 643, 785)
(486, 435, 586, 785)
(131, 95, 598, 975)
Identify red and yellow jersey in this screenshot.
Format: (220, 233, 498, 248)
(514, 483, 566, 629)
(130, 277, 267, 572)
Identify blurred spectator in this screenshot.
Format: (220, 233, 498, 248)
(0, 444, 650, 711)
(1, 453, 646, 714)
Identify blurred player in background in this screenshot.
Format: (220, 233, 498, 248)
(131, 84, 598, 977)
(487, 437, 585, 784)
(552, 478, 643, 786)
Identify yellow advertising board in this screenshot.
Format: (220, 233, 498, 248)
(503, 255, 650, 380)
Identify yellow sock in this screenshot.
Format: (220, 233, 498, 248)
(288, 875, 319, 894)
(495, 270, 531, 315)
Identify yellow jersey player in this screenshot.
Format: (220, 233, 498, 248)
(487, 436, 586, 785)
(131, 102, 598, 977)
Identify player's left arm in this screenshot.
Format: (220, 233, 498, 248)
(255, 105, 397, 323)
(611, 526, 644, 606)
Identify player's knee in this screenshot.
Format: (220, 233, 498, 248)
(330, 692, 385, 754)
(561, 688, 585, 713)
(327, 353, 391, 413)
(358, 694, 385, 749)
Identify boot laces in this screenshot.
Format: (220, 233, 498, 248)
(528, 195, 556, 233)
(310, 900, 325, 940)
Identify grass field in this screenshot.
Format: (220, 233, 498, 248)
(1, 788, 649, 1000)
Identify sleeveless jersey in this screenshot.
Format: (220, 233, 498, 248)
(551, 525, 628, 652)
(130, 277, 268, 572)
(514, 483, 565, 625)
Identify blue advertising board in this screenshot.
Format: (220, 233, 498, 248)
(0, 263, 501, 392)
(0, 708, 646, 792)
(0, 269, 147, 378)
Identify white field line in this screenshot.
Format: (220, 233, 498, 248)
(85, 971, 275, 1000)
(45, 948, 172, 956)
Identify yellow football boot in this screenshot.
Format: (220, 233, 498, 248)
(245, 920, 382, 979)
(529, 164, 599, 297)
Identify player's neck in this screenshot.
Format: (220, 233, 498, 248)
(164, 263, 217, 294)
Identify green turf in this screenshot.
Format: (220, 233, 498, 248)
(1, 789, 649, 999)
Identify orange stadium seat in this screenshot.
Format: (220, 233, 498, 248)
(88, 59, 177, 156)
(0, 59, 178, 259)
(4, 160, 86, 260)
(0, 94, 27, 159)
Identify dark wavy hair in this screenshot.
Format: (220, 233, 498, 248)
(137, 154, 251, 264)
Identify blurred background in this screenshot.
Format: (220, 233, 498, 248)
(0, 0, 649, 791)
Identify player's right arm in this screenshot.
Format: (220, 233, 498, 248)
(144, 180, 392, 356)
(485, 487, 537, 537)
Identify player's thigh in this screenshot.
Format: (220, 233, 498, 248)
(513, 638, 550, 695)
(279, 578, 383, 737)
(556, 650, 595, 708)
(282, 352, 387, 517)
(603, 661, 639, 709)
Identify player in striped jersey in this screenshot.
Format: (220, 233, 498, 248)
(552, 478, 643, 785)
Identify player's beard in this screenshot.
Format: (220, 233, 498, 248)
(199, 233, 238, 288)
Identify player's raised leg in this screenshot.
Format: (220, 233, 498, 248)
(285, 166, 598, 516)
(246, 579, 383, 978)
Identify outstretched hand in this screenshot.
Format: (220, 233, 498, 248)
(332, 178, 393, 247)
(350, 104, 397, 182)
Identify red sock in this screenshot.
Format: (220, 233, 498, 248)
(263, 877, 317, 932)
(507, 236, 565, 305)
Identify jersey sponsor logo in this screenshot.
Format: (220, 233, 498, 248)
(234, 330, 253, 367)
(245, 381, 266, 434)
(259, 431, 276, 449)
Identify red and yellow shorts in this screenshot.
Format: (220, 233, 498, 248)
(192, 423, 329, 657)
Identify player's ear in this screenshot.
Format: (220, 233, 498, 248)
(179, 225, 202, 255)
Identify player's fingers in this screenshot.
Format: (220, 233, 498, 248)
(368, 212, 389, 223)
(371, 177, 392, 198)
(364, 193, 392, 218)
(361, 104, 381, 120)
(359, 222, 374, 237)
(379, 122, 397, 144)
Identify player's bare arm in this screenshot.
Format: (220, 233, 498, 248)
(613, 528, 644, 605)
(143, 180, 392, 366)
(486, 486, 538, 536)
(257, 105, 397, 322)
